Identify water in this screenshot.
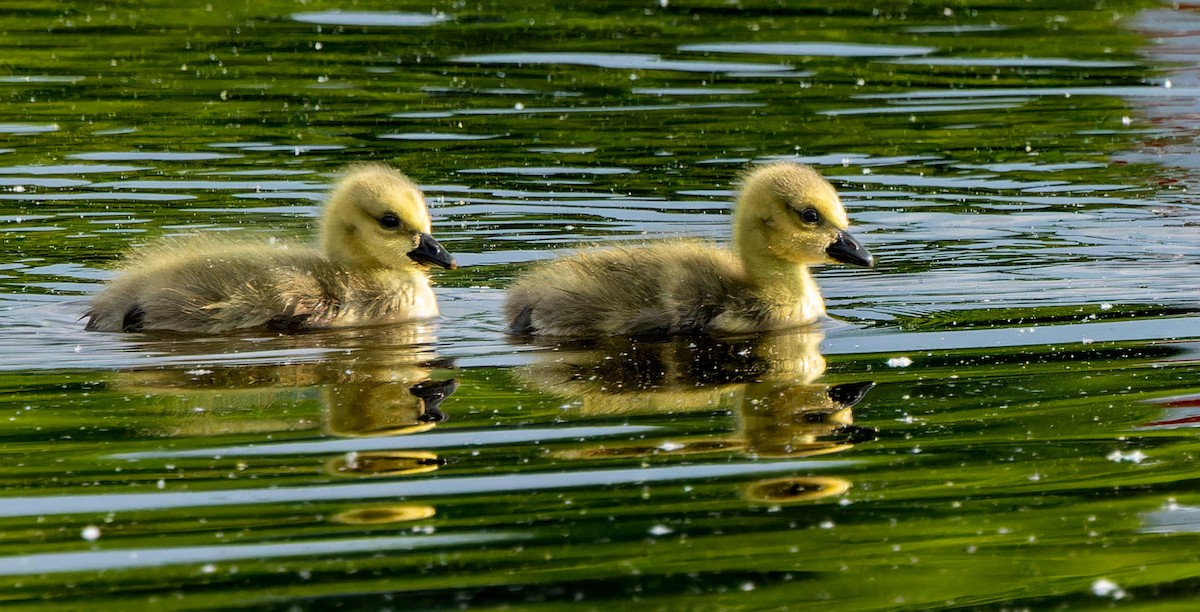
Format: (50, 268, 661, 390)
(1, 0, 1199, 608)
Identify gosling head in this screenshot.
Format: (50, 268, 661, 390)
(732, 162, 873, 271)
(319, 163, 457, 270)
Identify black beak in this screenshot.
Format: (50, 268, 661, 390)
(407, 233, 458, 269)
(410, 379, 459, 423)
(826, 229, 874, 268)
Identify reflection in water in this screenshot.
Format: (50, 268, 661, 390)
(332, 505, 438, 526)
(108, 324, 455, 520)
(516, 329, 874, 502)
(745, 476, 853, 504)
(327, 450, 446, 478)
(325, 378, 458, 438)
(112, 324, 455, 437)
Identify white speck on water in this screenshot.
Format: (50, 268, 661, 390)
(1092, 578, 1126, 599)
(887, 356, 913, 368)
(1164, 79, 1173, 88)
(1106, 450, 1147, 464)
(81, 525, 101, 541)
(648, 524, 673, 536)
(74, 345, 83, 353)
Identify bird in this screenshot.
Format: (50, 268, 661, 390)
(84, 163, 457, 334)
(504, 162, 873, 337)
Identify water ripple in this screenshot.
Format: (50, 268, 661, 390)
(453, 52, 793, 74)
(0, 459, 855, 518)
(291, 10, 449, 27)
(114, 425, 661, 459)
(0, 532, 523, 576)
(391, 101, 762, 118)
(680, 41, 935, 57)
(69, 152, 240, 162)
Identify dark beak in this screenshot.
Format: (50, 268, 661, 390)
(826, 230, 874, 268)
(410, 379, 459, 423)
(407, 233, 458, 269)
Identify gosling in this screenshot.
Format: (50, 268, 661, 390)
(85, 164, 457, 334)
(505, 162, 872, 337)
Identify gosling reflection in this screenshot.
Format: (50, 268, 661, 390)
(740, 380, 876, 458)
(325, 378, 458, 437)
(332, 504, 437, 525)
(106, 325, 455, 528)
(518, 330, 874, 502)
(745, 476, 853, 504)
(522, 331, 827, 417)
(327, 450, 446, 478)
(109, 324, 458, 441)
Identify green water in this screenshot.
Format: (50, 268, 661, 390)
(2, 0, 1200, 608)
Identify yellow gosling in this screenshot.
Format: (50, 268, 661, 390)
(85, 163, 457, 334)
(505, 162, 872, 337)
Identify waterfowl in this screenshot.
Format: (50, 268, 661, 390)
(504, 162, 873, 337)
(85, 163, 457, 334)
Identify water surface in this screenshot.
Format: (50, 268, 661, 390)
(1, 0, 1199, 608)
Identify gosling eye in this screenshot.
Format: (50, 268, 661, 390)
(798, 208, 821, 224)
(379, 213, 401, 229)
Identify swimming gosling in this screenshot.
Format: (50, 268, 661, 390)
(85, 164, 457, 334)
(505, 162, 872, 337)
